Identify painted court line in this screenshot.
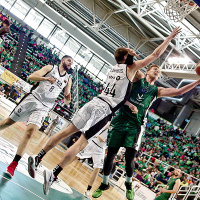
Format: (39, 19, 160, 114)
(0, 174, 45, 200)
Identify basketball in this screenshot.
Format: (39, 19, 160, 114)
(195, 61, 200, 76)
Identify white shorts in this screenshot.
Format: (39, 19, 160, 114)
(9, 94, 49, 128)
(72, 97, 112, 142)
(77, 141, 105, 168)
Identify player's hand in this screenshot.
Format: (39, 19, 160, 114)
(64, 93, 71, 101)
(46, 77, 56, 84)
(129, 104, 138, 114)
(159, 187, 165, 192)
(126, 48, 139, 57)
(125, 101, 138, 113)
(156, 192, 161, 196)
(97, 135, 105, 143)
(169, 27, 181, 39)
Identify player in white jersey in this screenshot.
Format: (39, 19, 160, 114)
(0, 55, 73, 178)
(76, 123, 110, 198)
(28, 27, 181, 195)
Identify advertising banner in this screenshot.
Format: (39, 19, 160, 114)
(132, 181, 156, 200)
(0, 70, 19, 84)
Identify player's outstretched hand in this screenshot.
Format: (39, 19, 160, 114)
(126, 48, 139, 57)
(169, 27, 181, 39)
(46, 77, 56, 84)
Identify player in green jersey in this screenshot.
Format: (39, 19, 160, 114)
(92, 65, 200, 200)
(155, 169, 181, 200)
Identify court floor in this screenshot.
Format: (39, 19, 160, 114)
(0, 105, 125, 200)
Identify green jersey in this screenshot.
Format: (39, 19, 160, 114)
(107, 77, 158, 149)
(155, 177, 179, 200)
(119, 78, 158, 125)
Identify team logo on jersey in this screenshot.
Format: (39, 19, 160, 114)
(64, 80, 67, 83)
(18, 108, 22, 113)
(136, 94, 144, 102)
(142, 86, 149, 93)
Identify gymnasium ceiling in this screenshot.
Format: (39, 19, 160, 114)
(44, 0, 200, 88)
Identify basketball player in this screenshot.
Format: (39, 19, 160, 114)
(77, 123, 110, 198)
(28, 27, 181, 195)
(0, 55, 72, 177)
(155, 169, 181, 200)
(92, 65, 200, 200)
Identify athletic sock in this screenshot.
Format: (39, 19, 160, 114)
(102, 175, 109, 185)
(53, 165, 63, 177)
(87, 185, 92, 191)
(13, 154, 21, 162)
(125, 176, 132, 183)
(37, 149, 46, 160)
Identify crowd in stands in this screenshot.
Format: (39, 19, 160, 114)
(0, 12, 104, 113)
(0, 14, 20, 70)
(77, 66, 104, 108)
(106, 115, 200, 192)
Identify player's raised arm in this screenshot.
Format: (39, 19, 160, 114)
(157, 78, 200, 98)
(64, 77, 72, 105)
(29, 65, 55, 83)
(131, 27, 181, 72)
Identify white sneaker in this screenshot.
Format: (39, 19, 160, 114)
(84, 190, 90, 198)
(28, 155, 40, 178)
(43, 170, 57, 195)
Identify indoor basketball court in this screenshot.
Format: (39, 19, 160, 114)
(0, 0, 200, 200)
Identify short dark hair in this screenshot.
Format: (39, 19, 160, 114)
(62, 55, 73, 60)
(114, 47, 128, 64)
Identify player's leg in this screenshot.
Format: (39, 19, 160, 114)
(123, 124, 144, 200)
(41, 99, 112, 194)
(5, 123, 39, 177)
(28, 122, 78, 178)
(124, 147, 137, 200)
(43, 133, 88, 195)
(92, 147, 119, 198)
(85, 168, 100, 197)
(0, 117, 16, 131)
(30, 98, 110, 178)
(85, 147, 105, 197)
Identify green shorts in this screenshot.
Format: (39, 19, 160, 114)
(107, 114, 144, 150)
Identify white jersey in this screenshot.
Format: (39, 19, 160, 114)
(32, 65, 70, 108)
(98, 64, 132, 111)
(92, 129, 108, 149)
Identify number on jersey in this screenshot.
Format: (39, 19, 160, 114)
(49, 86, 55, 92)
(104, 83, 116, 97)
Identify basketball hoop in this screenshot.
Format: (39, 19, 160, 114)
(164, 0, 199, 22)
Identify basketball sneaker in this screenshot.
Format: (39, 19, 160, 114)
(84, 190, 90, 198)
(92, 182, 110, 198)
(28, 155, 40, 178)
(125, 182, 134, 200)
(43, 170, 57, 195)
(5, 161, 18, 178)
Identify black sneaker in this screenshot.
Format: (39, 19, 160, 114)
(28, 155, 41, 178)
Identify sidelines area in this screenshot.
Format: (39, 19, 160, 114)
(0, 137, 89, 200)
